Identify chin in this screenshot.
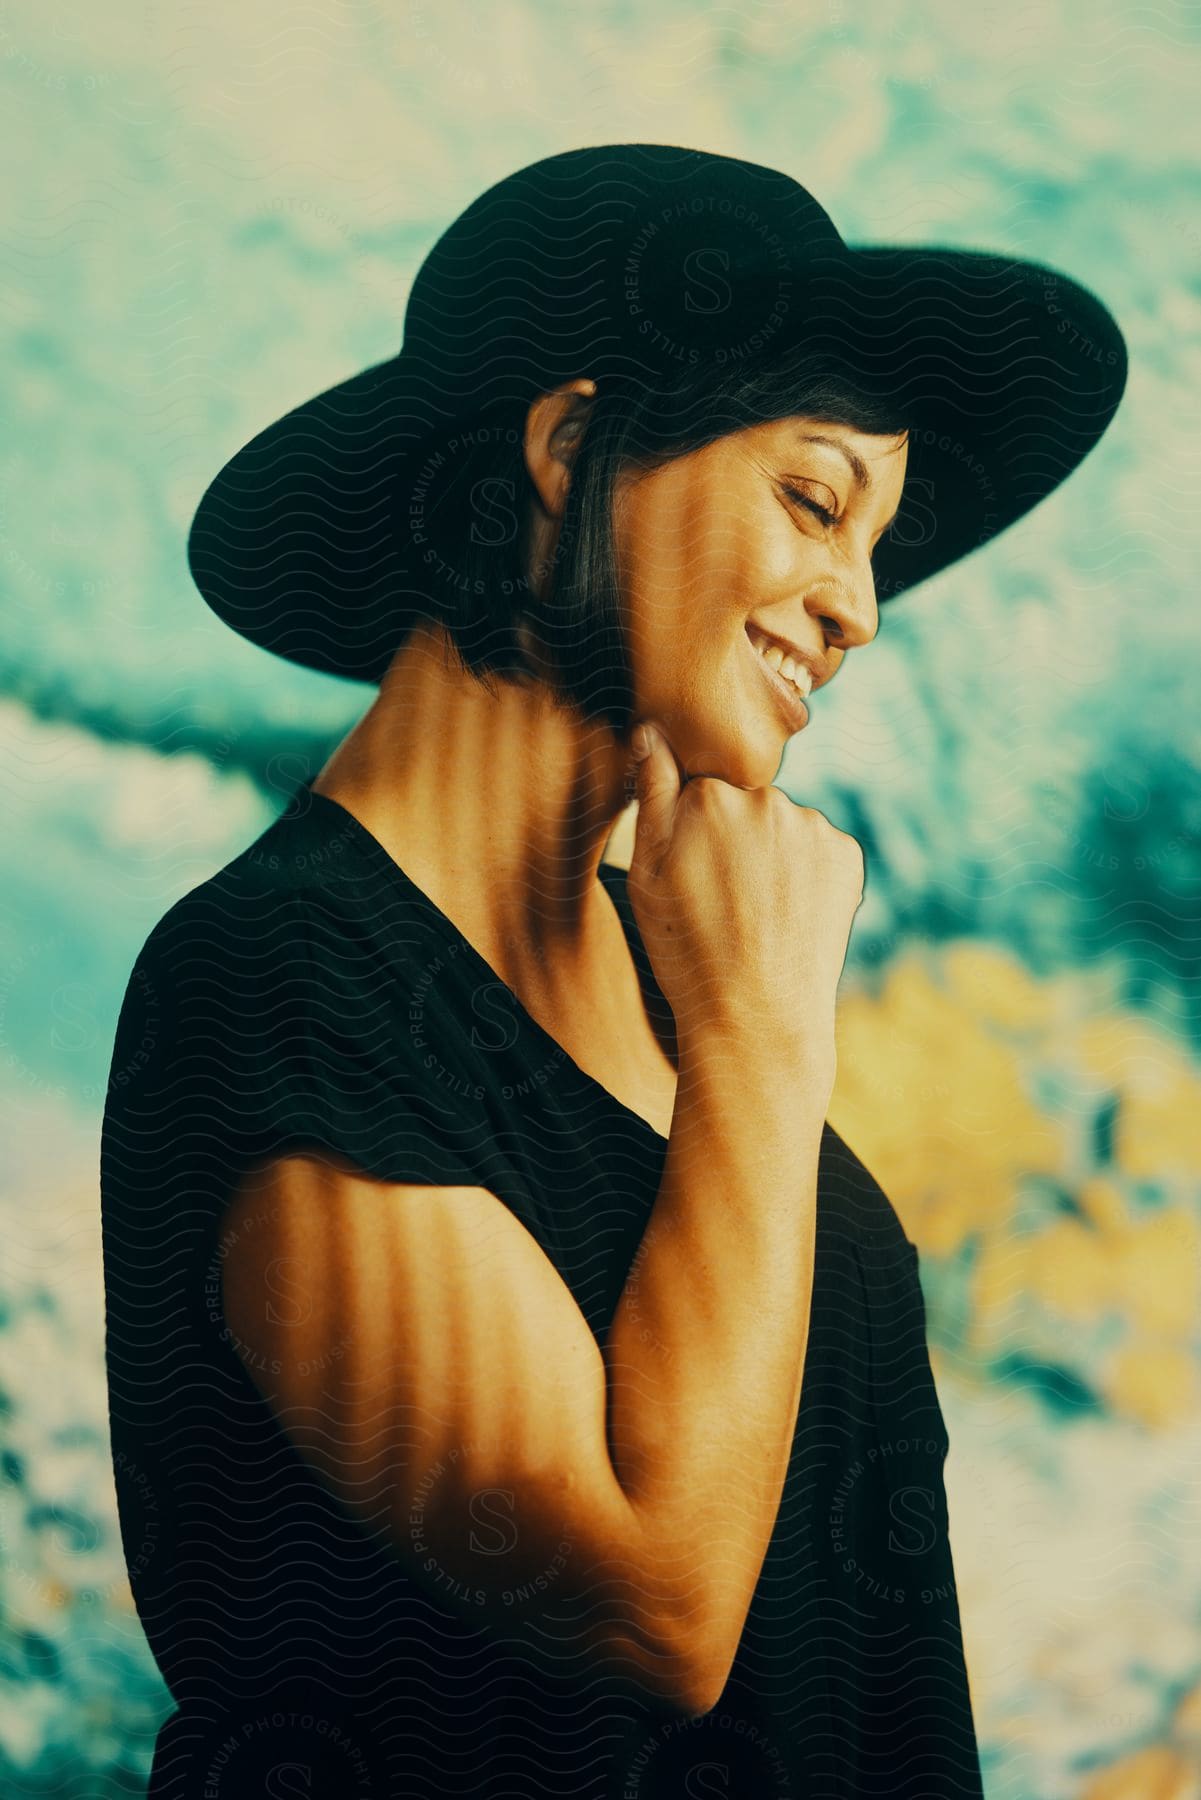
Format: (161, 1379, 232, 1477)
(643, 651, 797, 786)
(728, 744, 788, 789)
(666, 713, 786, 789)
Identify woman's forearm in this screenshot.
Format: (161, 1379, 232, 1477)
(601, 1020, 834, 1713)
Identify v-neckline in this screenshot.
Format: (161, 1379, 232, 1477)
(300, 784, 672, 1146)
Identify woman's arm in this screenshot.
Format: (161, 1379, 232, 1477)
(218, 1035, 829, 1721)
(601, 1020, 830, 1712)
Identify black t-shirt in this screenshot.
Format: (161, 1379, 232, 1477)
(100, 780, 985, 1800)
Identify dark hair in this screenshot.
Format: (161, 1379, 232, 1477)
(393, 344, 911, 733)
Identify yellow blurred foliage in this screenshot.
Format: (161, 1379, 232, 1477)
(1121, 1209, 1201, 1337)
(970, 1205, 1199, 1341)
(1067, 1012, 1201, 1177)
(1077, 1176, 1130, 1235)
(1102, 1341, 1201, 1430)
(832, 946, 1061, 1257)
(1175, 1677, 1201, 1737)
(939, 940, 1060, 1035)
(830, 941, 1201, 1427)
(1080, 1744, 1201, 1800)
(974, 1217, 1110, 1324)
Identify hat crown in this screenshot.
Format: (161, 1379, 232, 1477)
(401, 143, 849, 402)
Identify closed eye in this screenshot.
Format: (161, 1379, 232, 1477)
(782, 483, 899, 567)
(782, 484, 839, 528)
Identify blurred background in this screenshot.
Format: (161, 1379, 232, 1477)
(1, 3, 1199, 1795)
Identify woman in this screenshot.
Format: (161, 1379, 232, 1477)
(100, 145, 1126, 1799)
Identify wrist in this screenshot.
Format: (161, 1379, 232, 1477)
(668, 1025, 836, 1153)
(673, 1006, 837, 1089)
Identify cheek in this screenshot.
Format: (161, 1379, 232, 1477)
(614, 475, 789, 706)
(612, 486, 707, 665)
(696, 484, 798, 621)
(637, 489, 767, 629)
(741, 497, 803, 591)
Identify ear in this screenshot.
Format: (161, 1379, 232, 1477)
(523, 379, 597, 520)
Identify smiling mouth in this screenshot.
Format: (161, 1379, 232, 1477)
(744, 624, 811, 730)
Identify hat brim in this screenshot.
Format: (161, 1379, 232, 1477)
(186, 244, 1127, 686)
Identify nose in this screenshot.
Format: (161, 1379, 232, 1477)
(807, 566, 879, 651)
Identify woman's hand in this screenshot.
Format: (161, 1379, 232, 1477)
(624, 719, 864, 1057)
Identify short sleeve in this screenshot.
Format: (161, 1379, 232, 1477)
(100, 884, 485, 1277)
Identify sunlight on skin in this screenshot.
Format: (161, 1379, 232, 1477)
(606, 409, 908, 789)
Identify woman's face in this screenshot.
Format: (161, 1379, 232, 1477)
(610, 416, 909, 787)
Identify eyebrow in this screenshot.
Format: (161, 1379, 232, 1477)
(793, 430, 903, 530)
(795, 432, 873, 490)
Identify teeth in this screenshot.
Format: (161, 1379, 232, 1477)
(747, 627, 813, 698)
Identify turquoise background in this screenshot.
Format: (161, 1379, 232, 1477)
(1, 4, 1199, 1795)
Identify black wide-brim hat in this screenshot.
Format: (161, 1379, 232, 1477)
(187, 143, 1128, 686)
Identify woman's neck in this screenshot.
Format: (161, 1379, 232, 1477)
(309, 620, 635, 985)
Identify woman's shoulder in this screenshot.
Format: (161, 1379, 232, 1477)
(105, 827, 495, 1184)
(114, 804, 459, 1089)
(141, 789, 445, 952)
